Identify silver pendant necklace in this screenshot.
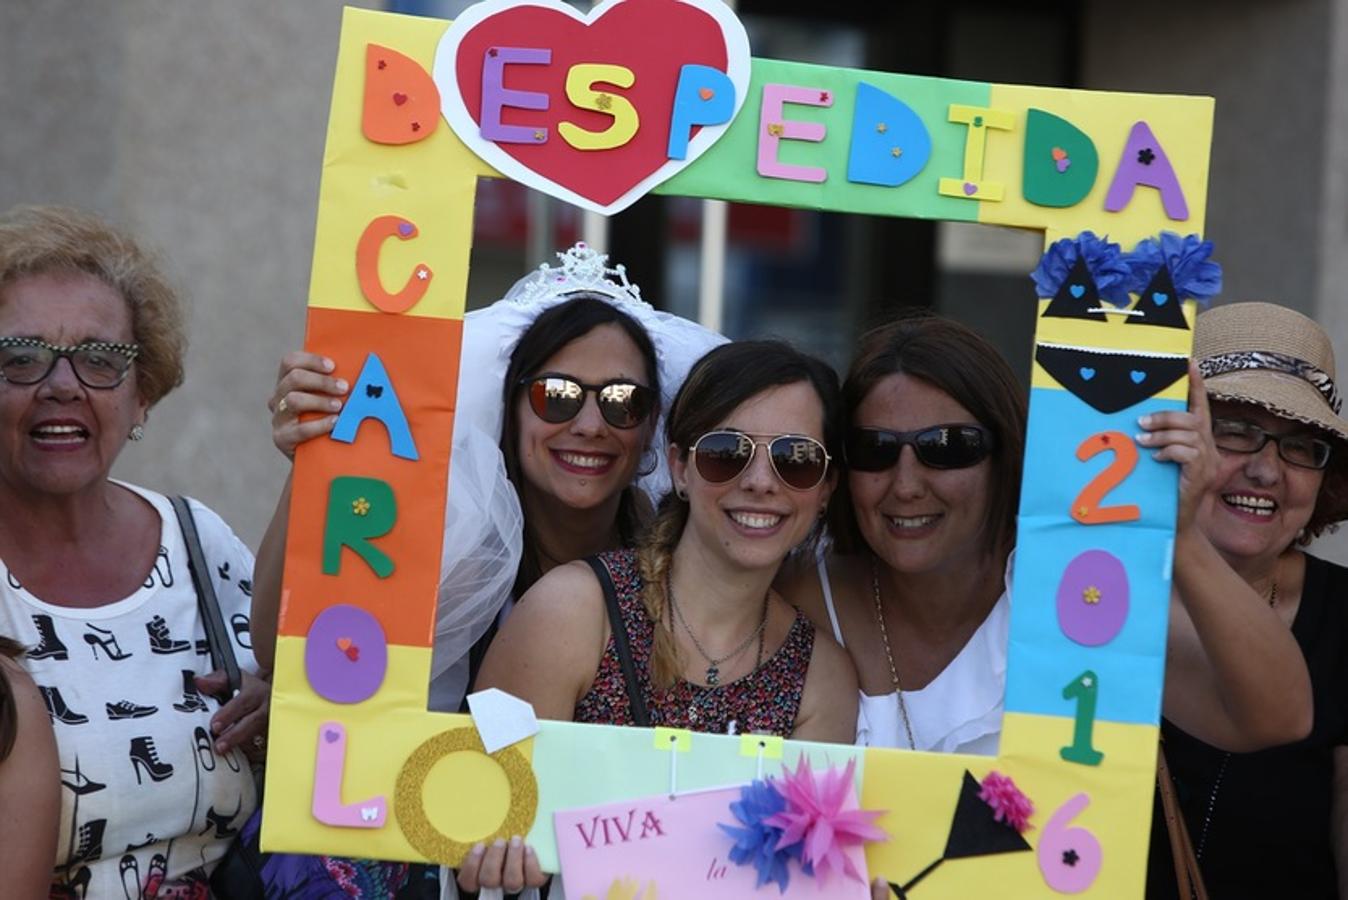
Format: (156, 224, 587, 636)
(667, 571, 769, 686)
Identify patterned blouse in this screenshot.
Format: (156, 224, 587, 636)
(574, 549, 814, 736)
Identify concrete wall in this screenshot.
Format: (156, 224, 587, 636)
(0, 0, 373, 547)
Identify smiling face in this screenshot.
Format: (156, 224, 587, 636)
(848, 372, 994, 580)
(1200, 399, 1326, 566)
(671, 380, 833, 573)
(514, 322, 655, 516)
(0, 272, 147, 502)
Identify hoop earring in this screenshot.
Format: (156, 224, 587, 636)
(128, 424, 145, 442)
(637, 446, 659, 477)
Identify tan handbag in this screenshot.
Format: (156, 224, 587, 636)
(1156, 744, 1210, 900)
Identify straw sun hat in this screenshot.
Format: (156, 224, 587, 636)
(1195, 300, 1348, 531)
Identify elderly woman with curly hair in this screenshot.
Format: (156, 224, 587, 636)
(0, 206, 267, 897)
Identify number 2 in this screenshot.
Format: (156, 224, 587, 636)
(1070, 431, 1140, 525)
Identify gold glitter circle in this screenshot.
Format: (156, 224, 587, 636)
(394, 727, 538, 863)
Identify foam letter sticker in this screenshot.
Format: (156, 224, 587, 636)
(756, 84, 832, 183)
(480, 46, 551, 144)
(1060, 671, 1104, 766)
(846, 81, 932, 188)
(1104, 120, 1190, 220)
(667, 64, 735, 161)
(1056, 549, 1129, 646)
(322, 476, 396, 578)
(1022, 108, 1098, 208)
(1037, 793, 1102, 893)
(362, 44, 440, 145)
(938, 104, 1014, 201)
(355, 216, 433, 315)
(313, 722, 388, 828)
(304, 604, 390, 704)
(330, 353, 419, 461)
(558, 64, 639, 151)
(1070, 432, 1141, 525)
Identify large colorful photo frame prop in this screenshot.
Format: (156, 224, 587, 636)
(265, 3, 1213, 897)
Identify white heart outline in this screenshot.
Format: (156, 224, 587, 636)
(434, 0, 751, 216)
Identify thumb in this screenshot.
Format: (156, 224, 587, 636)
(193, 669, 228, 696)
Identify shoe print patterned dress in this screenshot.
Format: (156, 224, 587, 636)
(0, 485, 258, 898)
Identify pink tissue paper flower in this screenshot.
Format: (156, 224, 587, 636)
(977, 770, 1034, 834)
(764, 758, 887, 885)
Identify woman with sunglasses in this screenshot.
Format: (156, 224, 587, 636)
(250, 244, 722, 897)
(1144, 302, 1348, 899)
(0, 206, 268, 897)
(476, 335, 856, 738)
(782, 312, 1309, 761)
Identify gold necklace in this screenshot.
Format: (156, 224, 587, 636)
(871, 559, 916, 750)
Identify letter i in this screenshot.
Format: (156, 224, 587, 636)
(312, 722, 388, 828)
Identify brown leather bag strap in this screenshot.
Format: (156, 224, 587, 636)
(1156, 743, 1209, 900)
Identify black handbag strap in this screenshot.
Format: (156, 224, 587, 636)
(585, 555, 650, 727)
(171, 495, 242, 698)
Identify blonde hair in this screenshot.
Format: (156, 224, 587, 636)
(0, 206, 186, 405)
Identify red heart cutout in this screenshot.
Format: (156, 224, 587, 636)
(392, 91, 408, 106)
(345, 645, 360, 662)
(438, 0, 749, 213)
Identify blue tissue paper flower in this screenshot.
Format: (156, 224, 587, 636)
(718, 779, 801, 893)
(1126, 232, 1223, 305)
(1030, 231, 1132, 306)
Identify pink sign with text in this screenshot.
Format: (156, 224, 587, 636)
(554, 785, 873, 899)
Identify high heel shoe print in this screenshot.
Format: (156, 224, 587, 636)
(129, 736, 173, 784)
(64, 865, 92, 899)
(61, 757, 106, 795)
(199, 795, 243, 839)
(83, 623, 133, 661)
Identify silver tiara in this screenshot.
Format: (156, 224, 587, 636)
(504, 242, 649, 309)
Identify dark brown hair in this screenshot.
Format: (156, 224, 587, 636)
(0, 636, 26, 760)
(829, 311, 1026, 562)
(638, 340, 841, 687)
(500, 294, 659, 598)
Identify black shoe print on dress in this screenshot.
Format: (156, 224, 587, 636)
(124, 832, 157, 852)
(194, 637, 210, 657)
(194, 726, 217, 772)
(129, 736, 173, 784)
(199, 796, 243, 839)
(7, 570, 21, 590)
(142, 545, 173, 589)
(40, 685, 89, 725)
(83, 623, 132, 661)
(61, 757, 106, 795)
(28, 613, 69, 661)
(119, 854, 141, 900)
(238, 577, 252, 597)
(106, 700, 158, 720)
(61, 864, 91, 899)
(69, 818, 106, 865)
(217, 561, 230, 581)
(172, 669, 209, 713)
(230, 613, 252, 649)
(145, 614, 190, 654)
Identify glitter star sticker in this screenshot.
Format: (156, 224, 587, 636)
(1063, 849, 1080, 867)
(352, 497, 371, 516)
(1083, 586, 1102, 604)
(767, 123, 784, 137)
(1138, 147, 1156, 165)
(876, 122, 888, 133)
(891, 147, 903, 158)
(415, 267, 430, 281)
(595, 93, 613, 111)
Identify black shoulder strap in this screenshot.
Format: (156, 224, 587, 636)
(171, 495, 242, 698)
(585, 555, 650, 727)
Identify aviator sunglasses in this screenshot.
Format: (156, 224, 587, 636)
(0, 337, 140, 390)
(520, 373, 655, 429)
(690, 430, 832, 491)
(845, 424, 995, 471)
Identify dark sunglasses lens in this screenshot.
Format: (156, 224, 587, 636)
(528, 377, 584, 423)
(914, 426, 991, 469)
(0, 345, 54, 385)
(845, 429, 900, 472)
(695, 432, 752, 483)
(770, 436, 828, 489)
(597, 382, 651, 429)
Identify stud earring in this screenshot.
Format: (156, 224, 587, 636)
(674, 485, 688, 501)
(129, 424, 145, 442)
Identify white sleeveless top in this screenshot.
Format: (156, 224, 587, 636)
(818, 555, 1010, 755)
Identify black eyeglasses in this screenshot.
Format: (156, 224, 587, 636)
(520, 373, 655, 429)
(690, 430, 831, 491)
(845, 424, 994, 471)
(1212, 418, 1333, 470)
(0, 337, 140, 389)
